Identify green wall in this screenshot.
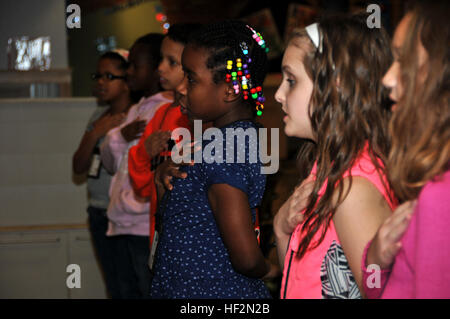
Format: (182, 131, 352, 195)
(68, 1, 163, 96)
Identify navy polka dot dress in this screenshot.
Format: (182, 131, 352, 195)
(150, 120, 271, 299)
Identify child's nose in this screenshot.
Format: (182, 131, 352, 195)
(382, 62, 398, 91)
(96, 76, 107, 84)
(157, 61, 164, 74)
(274, 86, 284, 105)
(176, 75, 188, 96)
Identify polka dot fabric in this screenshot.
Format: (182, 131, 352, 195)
(150, 121, 271, 299)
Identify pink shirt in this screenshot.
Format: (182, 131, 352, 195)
(281, 147, 396, 299)
(100, 92, 172, 236)
(363, 169, 450, 299)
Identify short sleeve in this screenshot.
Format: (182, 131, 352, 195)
(201, 121, 264, 207)
(201, 127, 259, 195)
(204, 161, 250, 194)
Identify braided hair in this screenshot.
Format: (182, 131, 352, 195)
(189, 20, 269, 117)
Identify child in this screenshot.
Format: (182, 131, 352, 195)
(362, 0, 450, 298)
(127, 24, 199, 252)
(99, 33, 170, 298)
(72, 51, 131, 298)
(149, 20, 278, 299)
(273, 14, 396, 299)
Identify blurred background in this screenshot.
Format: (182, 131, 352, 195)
(0, 0, 407, 98)
(0, 0, 410, 299)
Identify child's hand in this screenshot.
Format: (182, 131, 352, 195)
(273, 178, 315, 238)
(144, 130, 172, 158)
(366, 200, 416, 269)
(155, 157, 194, 191)
(93, 113, 126, 138)
(120, 117, 146, 142)
(154, 140, 198, 194)
(154, 157, 194, 202)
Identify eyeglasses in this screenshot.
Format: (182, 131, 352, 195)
(91, 72, 126, 81)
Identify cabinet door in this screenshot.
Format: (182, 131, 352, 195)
(0, 231, 68, 298)
(67, 229, 108, 299)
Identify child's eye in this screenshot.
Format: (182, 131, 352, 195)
(169, 59, 178, 66)
(286, 78, 295, 87)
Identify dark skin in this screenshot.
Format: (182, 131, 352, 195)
(126, 42, 161, 97)
(155, 45, 279, 279)
(121, 43, 162, 142)
(145, 130, 172, 158)
(120, 117, 147, 143)
(73, 58, 130, 174)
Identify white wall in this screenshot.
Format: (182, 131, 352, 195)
(0, 98, 99, 226)
(0, 98, 109, 299)
(0, 0, 68, 69)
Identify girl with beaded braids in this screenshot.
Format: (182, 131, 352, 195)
(149, 20, 279, 299)
(273, 13, 396, 299)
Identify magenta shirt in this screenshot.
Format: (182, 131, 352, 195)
(362, 169, 450, 299)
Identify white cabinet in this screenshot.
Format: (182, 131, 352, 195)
(0, 228, 107, 299)
(67, 229, 108, 299)
(0, 231, 68, 298)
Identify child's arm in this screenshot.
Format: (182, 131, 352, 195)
(144, 130, 171, 159)
(100, 118, 147, 175)
(128, 129, 155, 198)
(366, 201, 415, 269)
(73, 113, 124, 174)
(99, 126, 126, 175)
(360, 201, 414, 298)
(273, 178, 314, 270)
(120, 117, 147, 143)
(208, 183, 278, 279)
(154, 158, 194, 202)
(128, 130, 171, 198)
(333, 177, 392, 298)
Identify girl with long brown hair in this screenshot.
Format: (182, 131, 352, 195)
(362, 0, 450, 298)
(273, 13, 396, 298)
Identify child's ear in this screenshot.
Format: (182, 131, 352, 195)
(223, 82, 240, 103)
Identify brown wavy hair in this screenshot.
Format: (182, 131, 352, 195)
(387, 0, 450, 202)
(290, 14, 393, 259)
